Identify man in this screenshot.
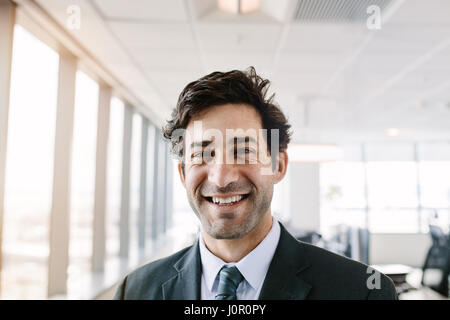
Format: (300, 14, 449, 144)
(114, 67, 397, 300)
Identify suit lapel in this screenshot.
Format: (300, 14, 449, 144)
(161, 224, 311, 300)
(258, 224, 312, 300)
(161, 240, 202, 300)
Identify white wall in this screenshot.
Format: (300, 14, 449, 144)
(370, 233, 432, 268)
(287, 162, 320, 232)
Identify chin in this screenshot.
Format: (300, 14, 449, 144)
(207, 227, 247, 240)
(204, 216, 256, 240)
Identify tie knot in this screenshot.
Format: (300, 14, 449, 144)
(215, 266, 244, 300)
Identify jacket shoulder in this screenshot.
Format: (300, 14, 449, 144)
(114, 245, 193, 300)
(298, 241, 397, 299)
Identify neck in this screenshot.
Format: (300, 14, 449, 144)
(202, 211, 273, 263)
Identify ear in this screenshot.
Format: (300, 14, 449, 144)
(177, 162, 186, 187)
(273, 151, 288, 184)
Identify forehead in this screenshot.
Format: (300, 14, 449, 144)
(186, 103, 263, 133)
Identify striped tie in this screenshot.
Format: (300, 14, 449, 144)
(215, 266, 244, 300)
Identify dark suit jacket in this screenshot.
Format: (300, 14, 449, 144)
(114, 223, 398, 300)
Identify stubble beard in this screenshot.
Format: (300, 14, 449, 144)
(186, 187, 273, 240)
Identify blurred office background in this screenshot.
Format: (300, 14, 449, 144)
(0, 0, 449, 300)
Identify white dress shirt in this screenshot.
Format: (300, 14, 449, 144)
(199, 217, 281, 300)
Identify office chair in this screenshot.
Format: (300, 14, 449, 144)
(421, 225, 449, 297)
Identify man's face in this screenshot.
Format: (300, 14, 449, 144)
(179, 103, 286, 240)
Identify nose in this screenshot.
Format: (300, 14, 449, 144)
(207, 163, 239, 188)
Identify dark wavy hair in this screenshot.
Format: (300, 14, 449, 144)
(162, 66, 291, 166)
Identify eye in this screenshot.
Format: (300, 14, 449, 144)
(203, 150, 215, 161)
(191, 150, 215, 163)
(191, 152, 202, 159)
(236, 147, 253, 155)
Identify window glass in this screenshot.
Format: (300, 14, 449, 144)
(321, 162, 366, 208)
(419, 162, 450, 208)
(144, 125, 156, 248)
(366, 162, 419, 232)
(1, 25, 59, 299)
(68, 71, 99, 290)
(366, 162, 418, 208)
(105, 97, 124, 260)
(320, 160, 428, 234)
(172, 159, 200, 244)
(156, 137, 168, 237)
(419, 161, 450, 231)
(129, 113, 142, 259)
(272, 174, 289, 223)
(320, 162, 367, 235)
(369, 209, 419, 233)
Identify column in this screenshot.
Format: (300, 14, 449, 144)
(0, 0, 15, 293)
(138, 118, 148, 249)
(165, 152, 173, 231)
(119, 106, 132, 258)
(288, 162, 321, 232)
(92, 85, 111, 272)
(47, 52, 77, 296)
(157, 135, 167, 237)
(151, 127, 159, 240)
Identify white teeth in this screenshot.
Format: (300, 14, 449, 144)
(212, 195, 244, 205)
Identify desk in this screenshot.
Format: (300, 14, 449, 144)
(372, 264, 447, 300)
(398, 269, 447, 300)
(399, 286, 447, 300)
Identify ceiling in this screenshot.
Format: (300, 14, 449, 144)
(31, 0, 450, 143)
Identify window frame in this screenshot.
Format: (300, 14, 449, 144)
(320, 143, 450, 235)
(0, 3, 170, 299)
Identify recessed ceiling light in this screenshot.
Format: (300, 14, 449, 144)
(385, 128, 401, 137)
(218, 0, 260, 14)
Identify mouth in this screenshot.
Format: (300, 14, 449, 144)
(203, 193, 250, 207)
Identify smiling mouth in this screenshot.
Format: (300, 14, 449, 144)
(203, 194, 250, 206)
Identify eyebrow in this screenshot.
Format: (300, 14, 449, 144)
(189, 136, 257, 150)
(189, 140, 213, 150)
(229, 136, 257, 144)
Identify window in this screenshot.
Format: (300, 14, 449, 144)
(419, 162, 450, 208)
(156, 137, 168, 237)
(68, 71, 99, 290)
(171, 159, 200, 244)
(369, 208, 419, 233)
(320, 162, 367, 236)
(321, 162, 366, 208)
(366, 162, 418, 208)
(1, 25, 59, 299)
(272, 172, 289, 223)
(144, 125, 156, 247)
(419, 161, 450, 230)
(320, 144, 450, 234)
(106, 97, 124, 260)
(366, 162, 419, 233)
(0, 5, 177, 300)
(129, 112, 142, 259)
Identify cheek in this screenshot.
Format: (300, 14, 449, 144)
(243, 166, 267, 190)
(251, 162, 278, 189)
(185, 166, 207, 194)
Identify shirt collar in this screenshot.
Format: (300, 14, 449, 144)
(199, 217, 281, 292)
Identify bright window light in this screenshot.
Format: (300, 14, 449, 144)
(106, 97, 124, 260)
(288, 144, 344, 162)
(68, 70, 99, 294)
(2, 24, 59, 299)
(130, 112, 142, 259)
